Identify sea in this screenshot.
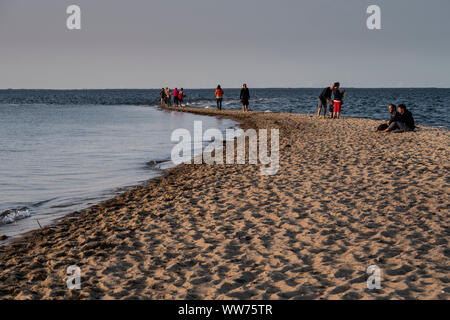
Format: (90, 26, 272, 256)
(0, 88, 449, 241)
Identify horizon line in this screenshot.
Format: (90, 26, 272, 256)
(1, 86, 450, 90)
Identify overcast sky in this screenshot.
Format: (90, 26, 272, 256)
(1, 0, 449, 89)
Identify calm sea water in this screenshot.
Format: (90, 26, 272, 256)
(0, 88, 448, 240)
(0, 91, 237, 240)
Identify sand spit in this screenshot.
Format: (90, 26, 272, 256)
(0, 106, 449, 300)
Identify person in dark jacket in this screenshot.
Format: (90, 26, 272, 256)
(332, 82, 345, 119)
(377, 104, 398, 131)
(317, 84, 335, 118)
(240, 84, 250, 112)
(381, 104, 415, 133)
(388, 104, 399, 125)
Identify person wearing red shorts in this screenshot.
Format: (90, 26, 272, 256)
(332, 82, 345, 119)
(334, 101, 342, 113)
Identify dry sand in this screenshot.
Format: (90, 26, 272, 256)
(0, 106, 449, 300)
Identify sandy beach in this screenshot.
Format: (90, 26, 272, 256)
(0, 106, 448, 300)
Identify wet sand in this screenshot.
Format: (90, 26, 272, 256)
(0, 106, 449, 300)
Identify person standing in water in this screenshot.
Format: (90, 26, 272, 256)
(332, 82, 345, 119)
(215, 85, 224, 110)
(240, 84, 250, 112)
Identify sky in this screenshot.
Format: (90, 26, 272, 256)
(1, 0, 449, 89)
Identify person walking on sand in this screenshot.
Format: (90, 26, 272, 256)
(178, 88, 184, 106)
(318, 84, 335, 118)
(240, 84, 250, 112)
(173, 88, 179, 106)
(215, 85, 224, 110)
(332, 82, 345, 119)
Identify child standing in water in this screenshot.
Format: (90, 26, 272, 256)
(215, 85, 224, 110)
(332, 82, 345, 119)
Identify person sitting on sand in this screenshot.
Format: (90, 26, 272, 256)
(240, 84, 250, 112)
(215, 85, 224, 110)
(318, 84, 334, 118)
(332, 82, 345, 119)
(377, 104, 398, 131)
(380, 104, 415, 133)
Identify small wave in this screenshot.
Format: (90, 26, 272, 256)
(145, 159, 169, 169)
(145, 158, 177, 171)
(0, 207, 32, 225)
(33, 198, 57, 208)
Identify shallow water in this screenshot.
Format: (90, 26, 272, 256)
(0, 99, 236, 240)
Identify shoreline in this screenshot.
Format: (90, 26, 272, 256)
(0, 106, 449, 299)
(0, 105, 237, 243)
(0, 106, 249, 245)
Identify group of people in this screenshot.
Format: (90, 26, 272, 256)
(317, 82, 415, 133)
(215, 84, 251, 112)
(378, 103, 415, 133)
(160, 84, 416, 133)
(160, 87, 184, 107)
(160, 84, 250, 112)
(317, 82, 346, 119)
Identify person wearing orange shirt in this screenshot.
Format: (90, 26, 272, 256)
(215, 85, 224, 110)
